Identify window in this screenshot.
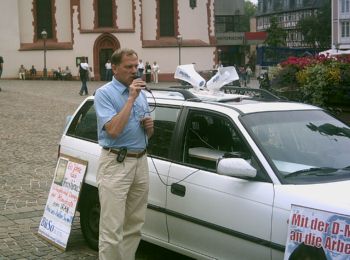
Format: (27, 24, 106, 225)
(67, 101, 98, 142)
(215, 16, 240, 32)
(290, 0, 296, 9)
(35, 0, 53, 39)
(147, 106, 180, 159)
(243, 110, 350, 184)
(342, 0, 350, 13)
(342, 21, 350, 38)
(182, 111, 251, 171)
(98, 0, 113, 27)
(296, 0, 302, 8)
(159, 0, 175, 36)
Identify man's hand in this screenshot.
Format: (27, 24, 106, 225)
(140, 116, 154, 138)
(129, 79, 146, 100)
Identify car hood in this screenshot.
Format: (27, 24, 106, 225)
(274, 180, 350, 215)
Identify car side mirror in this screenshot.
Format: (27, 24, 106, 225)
(217, 158, 257, 178)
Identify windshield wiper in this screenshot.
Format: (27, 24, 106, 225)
(285, 167, 337, 178)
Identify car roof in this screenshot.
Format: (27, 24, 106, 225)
(88, 87, 320, 115)
(228, 101, 319, 114)
(145, 87, 320, 114)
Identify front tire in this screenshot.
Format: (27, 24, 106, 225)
(80, 185, 100, 251)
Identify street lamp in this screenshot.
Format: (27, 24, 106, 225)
(41, 29, 48, 79)
(177, 34, 182, 65)
(217, 48, 222, 64)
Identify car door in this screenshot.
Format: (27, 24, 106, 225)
(165, 108, 275, 260)
(61, 100, 101, 187)
(142, 104, 182, 243)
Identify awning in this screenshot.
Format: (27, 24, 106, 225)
(244, 32, 267, 45)
(318, 49, 350, 56)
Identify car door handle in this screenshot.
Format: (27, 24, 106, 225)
(171, 183, 186, 197)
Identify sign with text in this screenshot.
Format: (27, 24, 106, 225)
(284, 205, 350, 259)
(216, 32, 244, 45)
(38, 155, 88, 250)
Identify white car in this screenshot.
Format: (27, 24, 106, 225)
(59, 87, 350, 259)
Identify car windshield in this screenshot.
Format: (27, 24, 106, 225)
(241, 110, 350, 184)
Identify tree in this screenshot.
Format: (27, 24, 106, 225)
(265, 16, 287, 47)
(297, 0, 331, 49)
(240, 1, 257, 32)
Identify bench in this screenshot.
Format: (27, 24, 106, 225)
(25, 70, 55, 80)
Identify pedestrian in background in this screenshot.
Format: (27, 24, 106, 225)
(54, 67, 63, 80)
(105, 59, 112, 81)
(145, 61, 151, 83)
(0, 56, 3, 91)
(30, 65, 37, 77)
(152, 61, 159, 84)
(239, 66, 247, 87)
(18, 64, 26, 80)
(137, 59, 144, 79)
(246, 65, 253, 85)
(79, 57, 89, 95)
(94, 48, 154, 260)
(62, 66, 72, 80)
(0, 56, 4, 79)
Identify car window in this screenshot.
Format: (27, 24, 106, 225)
(243, 110, 350, 184)
(182, 111, 250, 170)
(147, 105, 180, 159)
(67, 101, 98, 142)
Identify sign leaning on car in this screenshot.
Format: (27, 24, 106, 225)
(38, 155, 87, 250)
(57, 65, 350, 259)
(285, 205, 350, 259)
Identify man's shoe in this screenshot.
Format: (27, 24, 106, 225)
(79, 92, 83, 96)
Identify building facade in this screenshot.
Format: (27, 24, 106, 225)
(256, 0, 326, 48)
(332, 0, 350, 50)
(0, 0, 216, 80)
(214, 0, 245, 66)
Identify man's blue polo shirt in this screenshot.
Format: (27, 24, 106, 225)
(94, 77, 150, 151)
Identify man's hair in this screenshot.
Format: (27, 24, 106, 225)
(111, 48, 138, 65)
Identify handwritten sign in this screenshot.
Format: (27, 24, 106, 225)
(38, 154, 87, 250)
(284, 205, 350, 259)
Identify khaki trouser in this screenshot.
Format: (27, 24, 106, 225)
(97, 149, 149, 260)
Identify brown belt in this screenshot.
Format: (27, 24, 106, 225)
(103, 147, 147, 158)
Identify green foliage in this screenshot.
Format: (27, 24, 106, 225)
(271, 55, 350, 107)
(271, 66, 299, 90)
(265, 16, 287, 47)
(299, 64, 333, 106)
(339, 63, 350, 85)
(297, 0, 331, 49)
(240, 1, 257, 32)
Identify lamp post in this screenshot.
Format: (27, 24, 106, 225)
(41, 29, 48, 79)
(217, 48, 222, 64)
(177, 34, 182, 65)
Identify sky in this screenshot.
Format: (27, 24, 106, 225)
(249, 0, 258, 4)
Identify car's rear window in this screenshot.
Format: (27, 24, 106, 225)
(67, 100, 98, 142)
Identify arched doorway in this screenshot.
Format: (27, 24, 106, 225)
(93, 33, 120, 81)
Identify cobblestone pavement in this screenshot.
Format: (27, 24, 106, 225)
(0, 79, 192, 260)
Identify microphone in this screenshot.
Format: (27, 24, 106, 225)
(132, 75, 152, 93)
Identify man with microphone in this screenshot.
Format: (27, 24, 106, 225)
(94, 48, 154, 260)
